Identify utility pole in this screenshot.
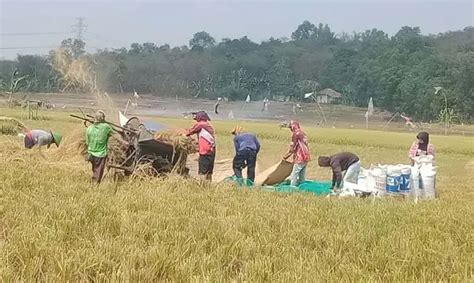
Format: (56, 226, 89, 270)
(71, 17, 87, 40)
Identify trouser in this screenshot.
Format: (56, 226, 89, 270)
(290, 162, 307, 186)
(233, 149, 257, 182)
(342, 161, 361, 186)
(89, 155, 107, 184)
(198, 153, 215, 176)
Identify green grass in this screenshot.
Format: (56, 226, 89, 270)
(1, 109, 473, 281)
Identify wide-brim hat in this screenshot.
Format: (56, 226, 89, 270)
(50, 131, 62, 147)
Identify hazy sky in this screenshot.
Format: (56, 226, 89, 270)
(0, 0, 472, 59)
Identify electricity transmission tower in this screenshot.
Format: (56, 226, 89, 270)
(71, 17, 87, 40)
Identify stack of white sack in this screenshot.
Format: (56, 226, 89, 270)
(365, 166, 387, 196)
(340, 167, 384, 197)
(342, 156, 436, 199)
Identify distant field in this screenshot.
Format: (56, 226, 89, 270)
(2, 92, 473, 136)
(1, 108, 473, 281)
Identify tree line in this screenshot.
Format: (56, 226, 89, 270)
(0, 21, 472, 122)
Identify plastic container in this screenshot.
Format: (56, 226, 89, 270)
(386, 167, 401, 193)
(400, 166, 411, 192)
(386, 175, 400, 193)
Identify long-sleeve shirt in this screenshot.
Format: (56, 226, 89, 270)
(327, 152, 359, 188)
(408, 141, 435, 159)
(290, 131, 310, 164)
(186, 121, 215, 155)
(234, 133, 260, 154)
(29, 130, 53, 147)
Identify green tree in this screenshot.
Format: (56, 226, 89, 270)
(189, 31, 216, 49)
(60, 38, 86, 58)
(291, 20, 317, 40)
(268, 59, 294, 99)
(2, 24, 472, 121)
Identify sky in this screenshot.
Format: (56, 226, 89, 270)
(0, 0, 473, 59)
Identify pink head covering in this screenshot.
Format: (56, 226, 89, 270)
(290, 120, 301, 132)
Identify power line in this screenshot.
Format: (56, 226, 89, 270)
(0, 32, 71, 36)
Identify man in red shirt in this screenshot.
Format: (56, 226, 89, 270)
(186, 111, 216, 181)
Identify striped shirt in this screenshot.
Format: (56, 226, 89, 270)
(186, 121, 215, 155)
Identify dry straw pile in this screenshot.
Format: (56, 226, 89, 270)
(0, 116, 27, 135)
(154, 131, 198, 174)
(53, 128, 127, 164)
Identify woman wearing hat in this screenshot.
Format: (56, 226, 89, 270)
(24, 129, 62, 156)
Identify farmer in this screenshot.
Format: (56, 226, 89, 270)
(214, 97, 222, 114)
(262, 97, 269, 112)
(409, 131, 435, 164)
(231, 126, 260, 183)
(318, 152, 360, 192)
(292, 103, 303, 115)
(186, 111, 216, 181)
(282, 120, 311, 186)
(86, 110, 113, 184)
(24, 129, 62, 156)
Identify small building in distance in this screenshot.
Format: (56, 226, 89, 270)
(316, 88, 342, 104)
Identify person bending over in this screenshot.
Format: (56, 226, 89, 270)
(231, 126, 260, 183)
(318, 152, 360, 192)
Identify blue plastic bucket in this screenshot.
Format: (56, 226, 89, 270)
(386, 175, 401, 192)
(400, 167, 411, 191)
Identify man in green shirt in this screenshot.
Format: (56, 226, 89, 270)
(86, 110, 113, 183)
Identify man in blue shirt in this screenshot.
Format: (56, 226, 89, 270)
(232, 126, 260, 182)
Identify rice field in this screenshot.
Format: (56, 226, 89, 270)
(0, 108, 473, 281)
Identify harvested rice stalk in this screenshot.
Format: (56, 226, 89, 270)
(131, 156, 172, 180)
(154, 131, 198, 155)
(131, 163, 158, 180)
(107, 134, 128, 165)
(154, 131, 198, 175)
(53, 128, 127, 164)
(171, 153, 190, 175)
(53, 129, 88, 161)
(0, 116, 27, 135)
